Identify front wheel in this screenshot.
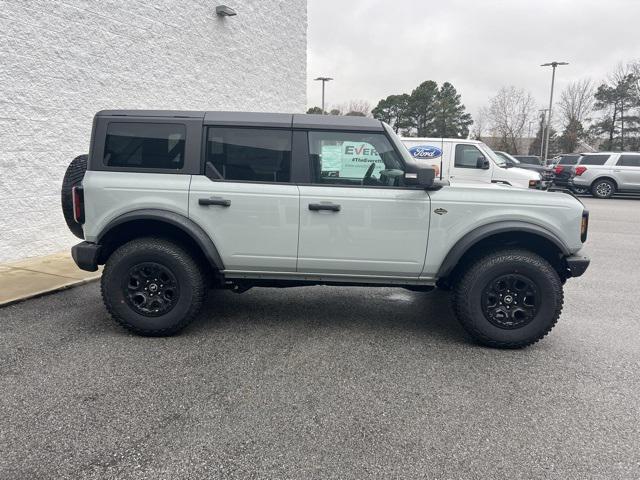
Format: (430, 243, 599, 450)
(452, 249, 563, 348)
(101, 238, 207, 336)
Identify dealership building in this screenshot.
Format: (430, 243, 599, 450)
(0, 1, 307, 262)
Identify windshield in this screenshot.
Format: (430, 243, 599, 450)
(495, 151, 521, 166)
(382, 122, 418, 166)
(483, 145, 507, 167)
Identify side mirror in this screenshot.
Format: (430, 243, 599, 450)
(406, 166, 435, 188)
(505, 160, 514, 168)
(477, 157, 490, 169)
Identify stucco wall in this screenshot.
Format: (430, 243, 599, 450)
(0, 0, 307, 262)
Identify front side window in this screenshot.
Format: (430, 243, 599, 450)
(207, 128, 291, 182)
(455, 144, 486, 169)
(308, 131, 405, 187)
(617, 155, 640, 167)
(104, 123, 185, 169)
(580, 155, 610, 166)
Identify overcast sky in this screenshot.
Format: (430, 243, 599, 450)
(307, 0, 640, 119)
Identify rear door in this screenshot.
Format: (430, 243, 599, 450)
(297, 130, 430, 277)
(189, 126, 299, 272)
(614, 154, 640, 190)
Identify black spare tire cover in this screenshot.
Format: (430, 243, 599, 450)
(61, 154, 88, 239)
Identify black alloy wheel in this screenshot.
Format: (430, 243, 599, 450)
(481, 274, 539, 329)
(124, 262, 180, 316)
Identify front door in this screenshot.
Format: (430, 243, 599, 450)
(189, 127, 299, 272)
(449, 143, 493, 183)
(615, 154, 640, 190)
(297, 130, 430, 277)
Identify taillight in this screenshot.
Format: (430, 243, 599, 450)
(72, 186, 85, 224)
(554, 165, 564, 175)
(575, 166, 587, 176)
(581, 210, 589, 242)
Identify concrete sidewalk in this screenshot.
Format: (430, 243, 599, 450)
(0, 252, 101, 306)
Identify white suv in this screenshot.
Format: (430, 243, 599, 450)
(61, 111, 590, 348)
(569, 152, 640, 198)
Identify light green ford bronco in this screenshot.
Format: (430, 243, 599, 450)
(61, 110, 590, 348)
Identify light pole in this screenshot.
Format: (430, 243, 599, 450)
(314, 77, 333, 114)
(541, 61, 568, 161)
(538, 108, 549, 159)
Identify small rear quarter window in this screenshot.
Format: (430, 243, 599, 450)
(104, 123, 185, 169)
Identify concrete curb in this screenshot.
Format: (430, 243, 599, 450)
(0, 276, 100, 308)
(0, 251, 102, 308)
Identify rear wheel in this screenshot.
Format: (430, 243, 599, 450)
(101, 238, 206, 336)
(591, 179, 615, 199)
(452, 249, 563, 348)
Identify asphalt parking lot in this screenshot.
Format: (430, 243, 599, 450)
(1, 196, 639, 479)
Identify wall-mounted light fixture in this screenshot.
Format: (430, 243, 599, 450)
(216, 5, 237, 16)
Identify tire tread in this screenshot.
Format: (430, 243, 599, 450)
(453, 249, 564, 349)
(101, 237, 206, 336)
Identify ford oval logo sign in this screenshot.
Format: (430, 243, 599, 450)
(408, 145, 442, 159)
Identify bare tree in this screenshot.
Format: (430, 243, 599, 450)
(344, 99, 371, 117)
(329, 100, 371, 116)
(471, 107, 489, 140)
(631, 59, 640, 97)
(558, 79, 595, 126)
(487, 86, 536, 154)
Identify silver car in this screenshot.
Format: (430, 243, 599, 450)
(570, 152, 640, 198)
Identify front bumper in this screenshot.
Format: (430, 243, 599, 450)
(565, 253, 590, 278)
(71, 241, 101, 272)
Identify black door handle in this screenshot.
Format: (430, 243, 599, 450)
(199, 197, 231, 207)
(309, 202, 341, 212)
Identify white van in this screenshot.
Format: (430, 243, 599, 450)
(401, 137, 543, 189)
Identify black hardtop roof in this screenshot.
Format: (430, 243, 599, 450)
(96, 110, 384, 131)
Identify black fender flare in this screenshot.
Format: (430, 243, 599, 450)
(437, 221, 571, 278)
(97, 209, 224, 270)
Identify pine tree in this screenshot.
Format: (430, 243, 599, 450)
(433, 82, 473, 138)
(371, 94, 412, 133)
(409, 81, 439, 137)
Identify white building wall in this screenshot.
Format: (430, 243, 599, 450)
(0, 0, 307, 262)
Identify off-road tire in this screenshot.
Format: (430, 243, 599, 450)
(591, 178, 615, 199)
(101, 238, 206, 336)
(452, 249, 563, 349)
(61, 154, 88, 239)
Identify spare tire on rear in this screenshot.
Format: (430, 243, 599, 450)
(61, 154, 88, 239)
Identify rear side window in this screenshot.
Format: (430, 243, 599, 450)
(559, 156, 579, 165)
(580, 155, 609, 166)
(104, 123, 185, 169)
(206, 128, 291, 182)
(617, 155, 640, 167)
